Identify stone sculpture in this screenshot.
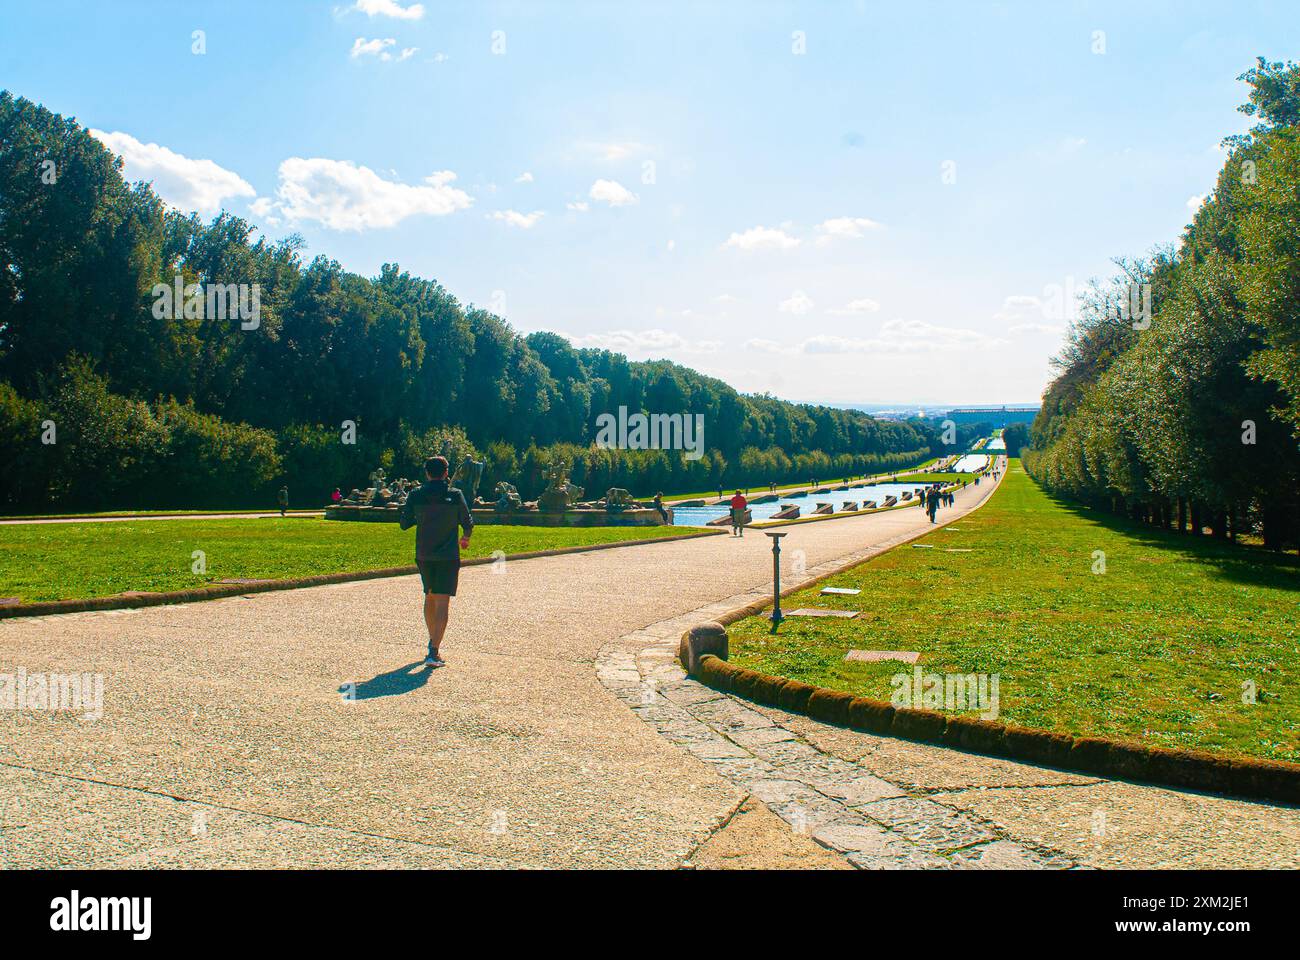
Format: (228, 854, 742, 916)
(604, 487, 636, 513)
(494, 481, 523, 514)
(538, 460, 584, 513)
(452, 455, 485, 504)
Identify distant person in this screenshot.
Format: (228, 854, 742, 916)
(729, 490, 748, 537)
(277, 485, 289, 517)
(653, 492, 669, 524)
(331, 487, 342, 503)
(925, 487, 940, 523)
(399, 456, 473, 668)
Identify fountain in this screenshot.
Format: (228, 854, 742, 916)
(323, 461, 672, 526)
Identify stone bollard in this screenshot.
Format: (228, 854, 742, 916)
(679, 622, 729, 676)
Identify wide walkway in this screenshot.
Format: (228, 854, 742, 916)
(3, 465, 1295, 868)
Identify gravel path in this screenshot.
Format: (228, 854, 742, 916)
(3, 462, 1294, 869)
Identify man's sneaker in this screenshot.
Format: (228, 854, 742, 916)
(423, 655, 437, 667)
(430, 651, 446, 668)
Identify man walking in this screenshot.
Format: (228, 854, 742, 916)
(277, 485, 289, 517)
(399, 456, 473, 668)
(925, 486, 940, 523)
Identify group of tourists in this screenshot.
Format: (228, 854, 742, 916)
(924, 484, 956, 524)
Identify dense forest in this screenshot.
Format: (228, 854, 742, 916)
(0, 90, 949, 511)
(1025, 59, 1300, 550)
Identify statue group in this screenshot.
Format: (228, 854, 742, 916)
(537, 460, 585, 513)
(334, 457, 658, 519)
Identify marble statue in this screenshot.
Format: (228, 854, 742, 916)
(452, 454, 485, 504)
(494, 481, 523, 514)
(604, 487, 636, 513)
(538, 460, 584, 513)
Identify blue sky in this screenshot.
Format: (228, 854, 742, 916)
(2, 0, 1294, 406)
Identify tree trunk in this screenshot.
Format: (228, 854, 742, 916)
(1177, 497, 1187, 533)
(1262, 502, 1282, 551)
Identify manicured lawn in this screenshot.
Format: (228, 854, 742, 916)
(0, 508, 320, 520)
(729, 460, 1300, 763)
(0, 518, 707, 602)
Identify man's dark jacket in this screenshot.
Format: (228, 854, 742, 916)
(399, 479, 474, 561)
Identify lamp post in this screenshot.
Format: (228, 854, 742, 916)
(765, 530, 788, 633)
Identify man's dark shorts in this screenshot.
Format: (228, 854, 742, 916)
(417, 558, 460, 596)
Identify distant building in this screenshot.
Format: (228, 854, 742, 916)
(943, 407, 1039, 428)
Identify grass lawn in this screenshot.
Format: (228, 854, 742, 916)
(0, 508, 321, 520)
(729, 460, 1300, 763)
(0, 518, 706, 602)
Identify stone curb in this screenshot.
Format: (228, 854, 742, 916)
(686, 655, 1300, 806)
(678, 455, 1300, 807)
(0, 529, 724, 620)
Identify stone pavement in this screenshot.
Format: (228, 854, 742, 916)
(4, 460, 1297, 868)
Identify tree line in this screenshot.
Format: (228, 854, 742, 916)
(0, 90, 943, 510)
(1025, 59, 1300, 550)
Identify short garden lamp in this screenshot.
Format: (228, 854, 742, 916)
(765, 530, 788, 633)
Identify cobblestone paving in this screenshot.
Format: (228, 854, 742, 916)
(595, 500, 1082, 871)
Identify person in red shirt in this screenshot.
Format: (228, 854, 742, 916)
(729, 490, 748, 537)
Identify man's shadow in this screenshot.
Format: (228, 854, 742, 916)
(341, 661, 432, 701)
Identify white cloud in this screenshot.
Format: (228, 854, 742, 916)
(778, 290, 815, 315)
(515, 171, 534, 183)
(354, 0, 424, 20)
(249, 196, 281, 227)
(1187, 194, 1206, 212)
(713, 294, 739, 304)
(563, 328, 720, 355)
(588, 179, 638, 207)
(270, 159, 472, 230)
(815, 216, 883, 244)
(827, 298, 881, 315)
(351, 37, 396, 59)
(993, 293, 1050, 327)
(488, 209, 544, 229)
(398, 47, 417, 61)
(566, 200, 590, 212)
(1008, 322, 1065, 335)
(744, 338, 793, 355)
(89, 129, 255, 217)
(722, 225, 800, 252)
(748, 319, 1005, 356)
